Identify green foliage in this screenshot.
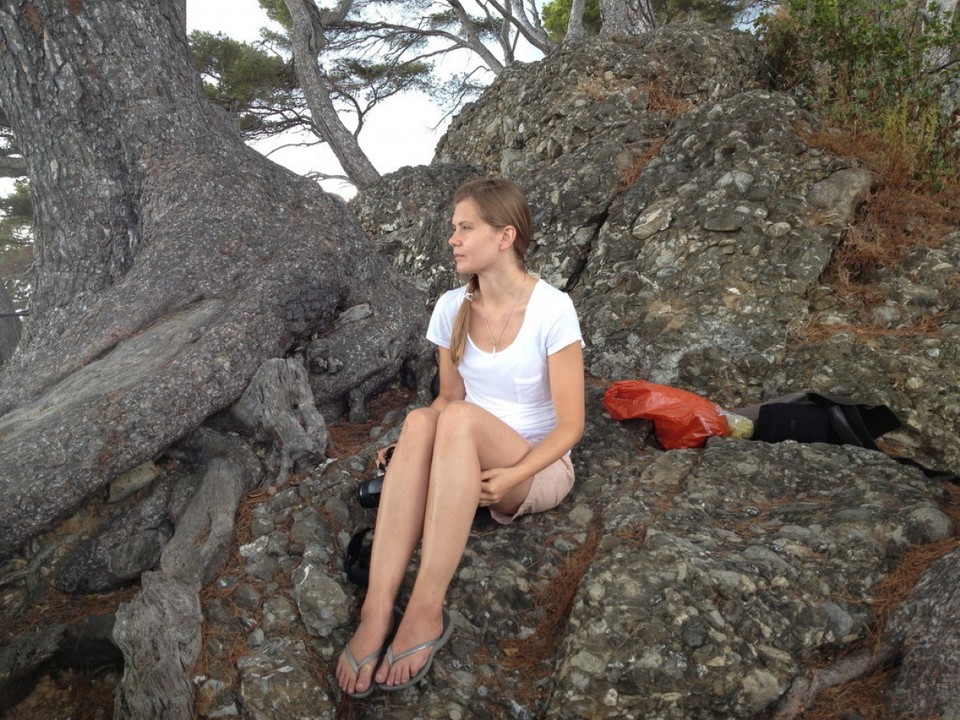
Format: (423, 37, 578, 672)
(542, 0, 603, 40)
(189, 31, 298, 136)
(258, 0, 291, 29)
(759, 0, 960, 184)
(662, 0, 741, 25)
(0, 180, 33, 310)
(542, 0, 741, 39)
(0, 180, 31, 223)
(259, 1, 453, 112)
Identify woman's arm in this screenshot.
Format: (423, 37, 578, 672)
(513, 340, 585, 476)
(431, 346, 466, 411)
(479, 341, 585, 501)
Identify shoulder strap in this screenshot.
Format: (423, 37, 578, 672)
(825, 404, 877, 449)
(344, 527, 373, 587)
(808, 392, 901, 440)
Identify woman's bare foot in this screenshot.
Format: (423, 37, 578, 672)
(376, 605, 447, 688)
(335, 606, 395, 697)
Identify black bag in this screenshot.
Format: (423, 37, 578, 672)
(738, 391, 901, 449)
(344, 527, 373, 586)
(738, 391, 958, 483)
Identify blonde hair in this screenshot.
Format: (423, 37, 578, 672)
(448, 178, 532, 365)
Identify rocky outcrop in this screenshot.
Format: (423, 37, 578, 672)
(356, 26, 960, 472)
(1, 21, 958, 720)
(178, 388, 952, 720)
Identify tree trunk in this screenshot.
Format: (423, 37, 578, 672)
(565, 0, 588, 44)
(449, 0, 508, 73)
(501, 0, 557, 54)
(113, 573, 202, 720)
(284, 0, 382, 190)
(0, 0, 425, 558)
(599, 0, 656, 35)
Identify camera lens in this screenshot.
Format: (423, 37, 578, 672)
(355, 474, 385, 508)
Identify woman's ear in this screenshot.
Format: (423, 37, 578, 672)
(498, 225, 517, 251)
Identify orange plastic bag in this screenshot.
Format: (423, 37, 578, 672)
(603, 380, 730, 449)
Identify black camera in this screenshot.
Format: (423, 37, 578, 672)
(355, 445, 394, 509)
(355, 473, 384, 508)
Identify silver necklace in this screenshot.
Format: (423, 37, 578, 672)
(479, 275, 527, 356)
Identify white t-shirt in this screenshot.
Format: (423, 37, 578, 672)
(426, 278, 583, 444)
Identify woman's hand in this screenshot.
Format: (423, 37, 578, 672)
(375, 444, 396, 472)
(479, 466, 526, 506)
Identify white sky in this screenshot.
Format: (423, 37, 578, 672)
(186, 0, 451, 199)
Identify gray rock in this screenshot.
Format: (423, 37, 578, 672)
(237, 638, 334, 720)
(291, 560, 351, 638)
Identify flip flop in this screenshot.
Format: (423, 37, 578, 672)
(341, 642, 383, 699)
(379, 608, 453, 691)
(339, 606, 403, 699)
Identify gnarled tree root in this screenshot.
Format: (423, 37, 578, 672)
(113, 428, 261, 720)
(769, 641, 898, 720)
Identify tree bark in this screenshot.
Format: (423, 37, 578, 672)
(110, 430, 261, 719)
(229, 356, 329, 487)
(565, 0, 588, 44)
(487, 0, 556, 54)
(449, 0, 508, 73)
(599, 0, 656, 35)
(284, 0, 382, 190)
(0, 0, 425, 558)
(113, 573, 202, 720)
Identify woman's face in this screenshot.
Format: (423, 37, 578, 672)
(449, 198, 509, 275)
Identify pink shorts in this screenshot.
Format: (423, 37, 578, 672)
(489, 453, 575, 525)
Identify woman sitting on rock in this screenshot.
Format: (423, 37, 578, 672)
(335, 176, 585, 696)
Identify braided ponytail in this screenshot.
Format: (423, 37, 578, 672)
(449, 274, 478, 366)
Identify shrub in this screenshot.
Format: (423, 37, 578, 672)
(758, 0, 960, 186)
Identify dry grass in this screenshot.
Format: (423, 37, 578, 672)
(869, 536, 960, 628)
(0, 583, 136, 720)
(576, 76, 610, 102)
(724, 496, 817, 540)
(1, 667, 120, 720)
(613, 77, 686, 189)
(635, 80, 692, 118)
(800, 665, 900, 720)
(325, 384, 414, 458)
(2, 586, 138, 640)
(488, 529, 600, 709)
(651, 474, 685, 514)
(498, 528, 599, 664)
(787, 314, 945, 346)
(618, 137, 666, 189)
(578, 74, 688, 116)
(801, 125, 960, 320)
(615, 522, 648, 545)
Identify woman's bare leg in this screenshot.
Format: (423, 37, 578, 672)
(335, 407, 438, 696)
(377, 401, 532, 687)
